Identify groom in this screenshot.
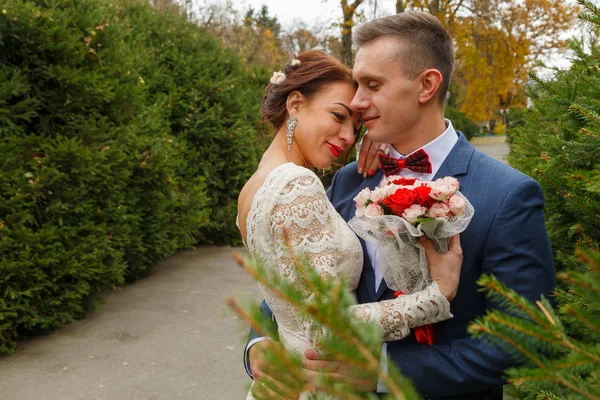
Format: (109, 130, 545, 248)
(245, 11, 555, 400)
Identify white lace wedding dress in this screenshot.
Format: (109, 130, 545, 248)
(243, 163, 452, 399)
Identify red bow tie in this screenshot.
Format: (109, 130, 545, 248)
(379, 149, 432, 176)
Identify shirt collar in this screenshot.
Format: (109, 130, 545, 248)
(387, 119, 458, 181)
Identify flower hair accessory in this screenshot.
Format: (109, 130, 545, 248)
(270, 71, 286, 85)
(290, 51, 301, 67)
(291, 57, 301, 67)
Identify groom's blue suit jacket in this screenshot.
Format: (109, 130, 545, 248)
(326, 132, 555, 398)
(247, 131, 555, 399)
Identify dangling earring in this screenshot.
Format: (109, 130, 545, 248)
(286, 115, 298, 151)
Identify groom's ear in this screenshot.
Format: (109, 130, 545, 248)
(418, 69, 443, 104)
(286, 91, 304, 114)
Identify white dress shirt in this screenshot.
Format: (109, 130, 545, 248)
(369, 119, 458, 393)
(366, 119, 458, 292)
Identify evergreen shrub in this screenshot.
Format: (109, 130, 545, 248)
(482, 2, 600, 397)
(0, 0, 266, 353)
(507, 26, 600, 275)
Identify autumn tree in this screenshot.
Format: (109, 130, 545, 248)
(193, 0, 287, 69)
(396, 0, 406, 13)
(453, 0, 578, 123)
(279, 21, 343, 58)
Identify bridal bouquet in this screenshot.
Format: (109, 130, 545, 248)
(348, 176, 474, 345)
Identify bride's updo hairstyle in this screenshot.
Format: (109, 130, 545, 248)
(261, 50, 354, 131)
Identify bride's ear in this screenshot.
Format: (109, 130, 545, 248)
(286, 91, 304, 115)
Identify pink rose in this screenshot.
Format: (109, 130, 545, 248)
(402, 204, 428, 224)
(447, 195, 466, 217)
(364, 202, 384, 218)
(427, 202, 451, 219)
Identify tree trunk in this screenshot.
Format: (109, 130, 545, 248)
(396, 0, 406, 13)
(340, 0, 364, 67)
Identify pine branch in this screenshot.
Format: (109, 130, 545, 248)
(569, 102, 600, 126)
(557, 272, 600, 297)
(477, 275, 557, 331)
(577, 248, 600, 272)
(229, 249, 418, 399)
(528, 72, 559, 96)
(533, 168, 600, 222)
(577, 0, 600, 26)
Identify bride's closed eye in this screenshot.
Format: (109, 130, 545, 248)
(332, 112, 345, 122)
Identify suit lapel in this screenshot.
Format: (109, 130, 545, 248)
(433, 132, 474, 180)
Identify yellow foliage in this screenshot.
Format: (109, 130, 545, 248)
(494, 121, 507, 136)
(401, 0, 578, 122)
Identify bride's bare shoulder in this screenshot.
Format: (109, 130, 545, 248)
(237, 162, 294, 240)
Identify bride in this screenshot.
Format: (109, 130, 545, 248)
(237, 50, 462, 399)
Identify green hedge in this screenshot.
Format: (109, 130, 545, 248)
(0, 0, 266, 353)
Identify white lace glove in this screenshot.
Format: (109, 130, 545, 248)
(349, 281, 452, 341)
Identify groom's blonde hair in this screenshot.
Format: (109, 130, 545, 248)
(354, 11, 455, 105)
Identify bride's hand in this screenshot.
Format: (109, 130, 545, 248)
(356, 132, 389, 178)
(420, 235, 463, 301)
(249, 341, 302, 399)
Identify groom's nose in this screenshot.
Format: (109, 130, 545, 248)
(350, 88, 370, 113)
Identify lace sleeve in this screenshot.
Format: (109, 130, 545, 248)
(268, 173, 339, 288)
(349, 281, 452, 341)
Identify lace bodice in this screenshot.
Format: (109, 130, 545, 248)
(244, 163, 363, 356)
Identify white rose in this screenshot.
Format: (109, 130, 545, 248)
(402, 204, 428, 224)
(270, 71, 286, 85)
(291, 58, 301, 67)
(369, 186, 387, 203)
(427, 202, 451, 219)
(355, 206, 366, 218)
(447, 194, 466, 217)
(364, 202, 384, 218)
(354, 188, 371, 208)
(429, 181, 455, 201)
(383, 184, 401, 196)
(382, 175, 402, 185)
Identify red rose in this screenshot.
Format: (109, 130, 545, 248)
(392, 177, 417, 186)
(413, 186, 436, 208)
(384, 188, 416, 215)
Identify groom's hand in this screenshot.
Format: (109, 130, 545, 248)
(421, 234, 463, 301)
(303, 349, 378, 392)
(249, 340, 302, 400)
